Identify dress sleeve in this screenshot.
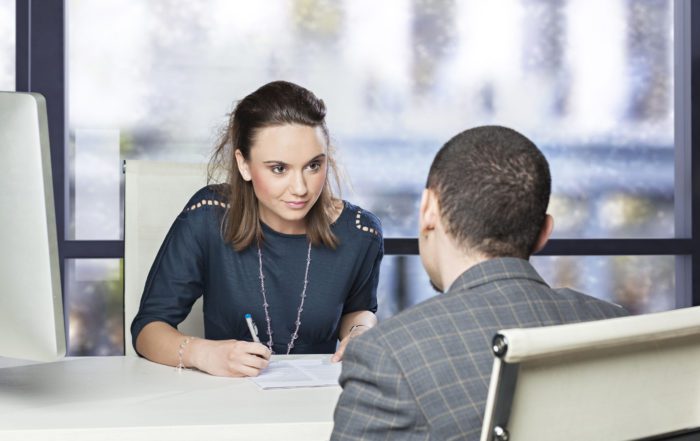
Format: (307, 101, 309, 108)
(130, 208, 207, 353)
(343, 223, 383, 315)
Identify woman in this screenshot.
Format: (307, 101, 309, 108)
(131, 81, 383, 377)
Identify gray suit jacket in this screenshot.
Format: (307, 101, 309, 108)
(332, 257, 628, 441)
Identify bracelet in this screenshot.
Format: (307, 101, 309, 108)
(349, 324, 369, 335)
(176, 336, 194, 371)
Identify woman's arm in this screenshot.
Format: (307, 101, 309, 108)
(331, 310, 378, 362)
(136, 321, 271, 377)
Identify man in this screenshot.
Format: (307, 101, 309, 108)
(331, 125, 628, 440)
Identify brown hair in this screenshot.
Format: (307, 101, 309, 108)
(208, 81, 341, 251)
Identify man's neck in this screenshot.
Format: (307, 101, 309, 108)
(437, 237, 488, 292)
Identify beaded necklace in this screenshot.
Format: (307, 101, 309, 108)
(256, 241, 312, 354)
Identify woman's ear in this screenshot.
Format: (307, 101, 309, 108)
(234, 149, 251, 181)
(532, 214, 554, 254)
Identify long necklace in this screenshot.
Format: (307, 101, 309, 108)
(256, 241, 312, 355)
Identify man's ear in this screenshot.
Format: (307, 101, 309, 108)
(419, 188, 439, 235)
(234, 149, 251, 181)
(532, 214, 554, 254)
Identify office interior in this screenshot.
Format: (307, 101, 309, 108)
(1, 1, 698, 355)
(4, 1, 700, 440)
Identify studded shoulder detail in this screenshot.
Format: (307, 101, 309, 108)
(354, 209, 379, 236)
(183, 199, 229, 212)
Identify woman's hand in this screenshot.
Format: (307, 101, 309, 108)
(190, 339, 271, 377)
(331, 325, 369, 362)
(331, 310, 377, 362)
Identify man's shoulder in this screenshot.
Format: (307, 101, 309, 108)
(552, 287, 630, 318)
(364, 291, 467, 349)
(365, 271, 627, 350)
(450, 258, 629, 319)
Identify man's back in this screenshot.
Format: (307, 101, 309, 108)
(332, 257, 628, 441)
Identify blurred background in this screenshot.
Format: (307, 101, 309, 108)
(0, 0, 678, 355)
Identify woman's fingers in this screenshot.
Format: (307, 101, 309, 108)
(332, 325, 370, 362)
(221, 341, 271, 376)
(231, 340, 271, 358)
(247, 342, 272, 359)
(234, 363, 264, 377)
(331, 339, 349, 362)
(241, 352, 270, 370)
(228, 353, 269, 376)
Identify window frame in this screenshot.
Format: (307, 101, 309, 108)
(14, 0, 700, 342)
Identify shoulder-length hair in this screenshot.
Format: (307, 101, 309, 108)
(208, 81, 341, 251)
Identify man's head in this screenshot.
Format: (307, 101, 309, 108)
(419, 125, 553, 290)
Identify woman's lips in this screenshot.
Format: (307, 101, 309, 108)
(285, 200, 308, 209)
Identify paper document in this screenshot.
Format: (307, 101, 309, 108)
(250, 359, 342, 389)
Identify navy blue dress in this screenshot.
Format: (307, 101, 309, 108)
(131, 186, 383, 354)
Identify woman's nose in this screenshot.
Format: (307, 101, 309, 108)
(290, 172, 308, 196)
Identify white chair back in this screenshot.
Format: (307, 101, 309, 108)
(123, 160, 210, 356)
(481, 306, 700, 441)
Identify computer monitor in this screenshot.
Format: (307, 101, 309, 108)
(0, 91, 66, 361)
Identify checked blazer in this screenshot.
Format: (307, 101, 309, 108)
(331, 257, 628, 441)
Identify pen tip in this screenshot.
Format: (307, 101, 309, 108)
(245, 313, 251, 318)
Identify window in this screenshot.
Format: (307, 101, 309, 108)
(0, 0, 14, 90)
(68, 0, 673, 237)
(379, 255, 675, 321)
(16, 0, 692, 354)
(65, 259, 123, 355)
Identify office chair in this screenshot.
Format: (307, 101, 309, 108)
(123, 160, 210, 356)
(480, 306, 700, 441)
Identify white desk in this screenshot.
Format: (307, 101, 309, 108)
(0, 355, 341, 441)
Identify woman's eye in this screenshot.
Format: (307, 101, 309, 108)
(271, 165, 285, 174)
(307, 162, 321, 171)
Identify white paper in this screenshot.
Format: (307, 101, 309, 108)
(249, 359, 342, 389)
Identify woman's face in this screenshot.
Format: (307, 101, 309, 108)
(235, 124, 328, 234)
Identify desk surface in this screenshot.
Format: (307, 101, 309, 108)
(0, 355, 341, 441)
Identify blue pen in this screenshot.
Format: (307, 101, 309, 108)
(245, 313, 261, 343)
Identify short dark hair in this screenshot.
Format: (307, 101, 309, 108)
(426, 125, 551, 259)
